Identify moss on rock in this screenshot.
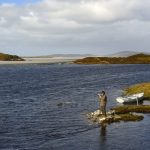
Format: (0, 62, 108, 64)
(113, 113, 144, 122)
(111, 105, 150, 114)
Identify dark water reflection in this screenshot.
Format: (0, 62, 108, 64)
(100, 123, 107, 138)
(0, 64, 150, 149)
(100, 123, 107, 146)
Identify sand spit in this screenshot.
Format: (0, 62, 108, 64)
(0, 57, 83, 65)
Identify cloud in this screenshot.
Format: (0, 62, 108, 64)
(0, 0, 150, 55)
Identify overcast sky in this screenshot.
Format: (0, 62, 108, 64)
(0, 0, 150, 56)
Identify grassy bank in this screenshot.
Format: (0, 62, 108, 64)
(124, 82, 150, 99)
(0, 53, 24, 61)
(74, 53, 150, 64)
(111, 105, 150, 114)
(114, 113, 144, 122)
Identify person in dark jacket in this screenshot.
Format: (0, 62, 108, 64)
(98, 91, 107, 117)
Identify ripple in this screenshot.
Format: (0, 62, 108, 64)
(0, 64, 150, 149)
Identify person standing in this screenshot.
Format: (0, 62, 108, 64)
(98, 91, 107, 117)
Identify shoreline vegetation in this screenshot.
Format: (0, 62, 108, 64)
(124, 82, 150, 99)
(74, 53, 150, 64)
(87, 82, 150, 124)
(1, 52, 150, 65)
(0, 53, 24, 61)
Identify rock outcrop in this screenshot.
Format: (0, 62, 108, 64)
(87, 108, 144, 124)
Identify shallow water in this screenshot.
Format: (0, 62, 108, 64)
(0, 64, 150, 149)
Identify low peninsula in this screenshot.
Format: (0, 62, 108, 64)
(0, 53, 24, 61)
(74, 53, 150, 64)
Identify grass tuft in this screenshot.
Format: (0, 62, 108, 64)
(111, 105, 150, 114)
(124, 82, 150, 99)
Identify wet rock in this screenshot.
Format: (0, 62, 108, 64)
(87, 109, 144, 124)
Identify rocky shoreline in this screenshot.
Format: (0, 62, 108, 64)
(87, 108, 144, 124)
(87, 82, 150, 124)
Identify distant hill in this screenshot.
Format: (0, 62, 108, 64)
(24, 54, 94, 58)
(0, 53, 24, 61)
(106, 51, 139, 57)
(74, 53, 150, 64)
(50, 54, 94, 57)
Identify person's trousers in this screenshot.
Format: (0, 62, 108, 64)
(100, 105, 106, 116)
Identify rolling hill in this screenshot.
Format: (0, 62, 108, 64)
(74, 53, 150, 64)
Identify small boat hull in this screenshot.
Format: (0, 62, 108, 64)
(116, 93, 144, 104)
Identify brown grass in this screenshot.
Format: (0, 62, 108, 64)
(114, 114, 144, 122)
(74, 53, 150, 64)
(125, 82, 150, 99)
(111, 105, 150, 114)
(0, 53, 24, 61)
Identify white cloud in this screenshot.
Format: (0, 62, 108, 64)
(0, 0, 150, 55)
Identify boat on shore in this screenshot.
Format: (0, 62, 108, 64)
(116, 93, 144, 104)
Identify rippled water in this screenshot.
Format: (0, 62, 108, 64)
(0, 64, 150, 150)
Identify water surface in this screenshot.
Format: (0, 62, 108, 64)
(0, 64, 150, 150)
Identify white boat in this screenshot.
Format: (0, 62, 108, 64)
(116, 93, 144, 104)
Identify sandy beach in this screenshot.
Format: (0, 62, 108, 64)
(0, 57, 83, 65)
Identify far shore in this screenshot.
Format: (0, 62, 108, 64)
(0, 57, 83, 65)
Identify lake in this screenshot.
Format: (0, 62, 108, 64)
(0, 64, 150, 150)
